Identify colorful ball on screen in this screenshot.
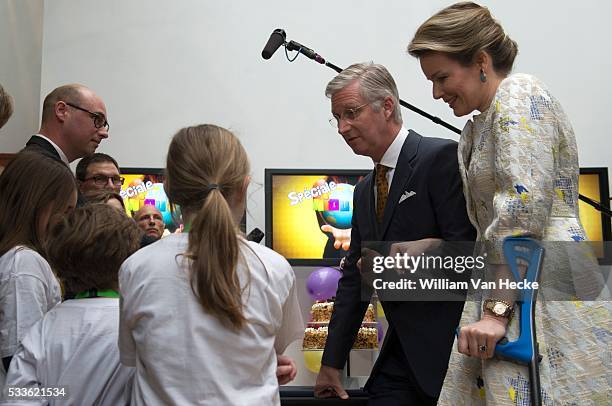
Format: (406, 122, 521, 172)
(321, 183, 354, 229)
(144, 183, 172, 226)
(306, 267, 341, 301)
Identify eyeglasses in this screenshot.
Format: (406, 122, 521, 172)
(65, 102, 110, 130)
(329, 103, 370, 128)
(83, 175, 125, 186)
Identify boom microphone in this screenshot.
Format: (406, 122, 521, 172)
(261, 29, 286, 59)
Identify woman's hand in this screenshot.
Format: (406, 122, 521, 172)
(457, 314, 508, 359)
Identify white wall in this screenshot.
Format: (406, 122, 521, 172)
(0, 0, 44, 149)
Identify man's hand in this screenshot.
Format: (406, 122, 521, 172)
(321, 224, 351, 251)
(276, 355, 297, 385)
(388, 238, 442, 259)
(388, 238, 443, 274)
(314, 365, 348, 399)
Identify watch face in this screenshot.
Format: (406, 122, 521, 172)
(493, 303, 507, 315)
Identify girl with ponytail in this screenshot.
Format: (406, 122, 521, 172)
(118, 124, 303, 405)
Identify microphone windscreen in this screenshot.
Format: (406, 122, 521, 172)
(261, 29, 286, 60)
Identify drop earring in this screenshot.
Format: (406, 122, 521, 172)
(480, 68, 487, 83)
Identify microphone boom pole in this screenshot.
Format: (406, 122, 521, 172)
(283, 39, 461, 135)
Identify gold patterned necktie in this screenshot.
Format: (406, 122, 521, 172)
(375, 164, 390, 223)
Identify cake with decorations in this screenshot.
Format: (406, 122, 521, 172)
(303, 326, 378, 350)
(303, 300, 378, 350)
(310, 300, 375, 323)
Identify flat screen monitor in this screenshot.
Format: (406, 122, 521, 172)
(265, 169, 368, 266)
(579, 167, 611, 264)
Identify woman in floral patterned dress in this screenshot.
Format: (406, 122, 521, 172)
(407, 2, 610, 405)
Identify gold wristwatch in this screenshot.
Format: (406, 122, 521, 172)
(483, 299, 514, 320)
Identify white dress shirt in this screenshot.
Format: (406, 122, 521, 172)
(374, 126, 409, 202)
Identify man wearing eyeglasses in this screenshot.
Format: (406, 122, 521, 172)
(23, 83, 110, 205)
(76, 153, 123, 195)
(24, 84, 109, 164)
(314, 62, 476, 405)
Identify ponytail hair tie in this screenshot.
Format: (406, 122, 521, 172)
(206, 184, 220, 191)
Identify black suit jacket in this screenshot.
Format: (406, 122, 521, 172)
(23, 135, 62, 161)
(22, 135, 86, 206)
(322, 130, 476, 398)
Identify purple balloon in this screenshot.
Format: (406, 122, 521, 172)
(377, 321, 385, 343)
(306, 267, 342, 301)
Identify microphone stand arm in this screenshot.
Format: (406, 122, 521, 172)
(286, 40, 461, 135)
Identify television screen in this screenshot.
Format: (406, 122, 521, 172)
(265, 169, 368, 266)
(579, 167, 611, 264)
(119, 168, 180, 233)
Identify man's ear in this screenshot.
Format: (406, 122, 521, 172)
(383, 96, 395, 120)
(55, 101, 68, 123)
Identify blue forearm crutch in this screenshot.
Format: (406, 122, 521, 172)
(497, 237, 544, 406)
(455, 237, 544, 406)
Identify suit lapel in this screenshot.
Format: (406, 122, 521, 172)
(377, 131, 421, 240)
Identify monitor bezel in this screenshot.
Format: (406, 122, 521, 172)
(579, 167, 611, 264)
(265, 168, 370, 267)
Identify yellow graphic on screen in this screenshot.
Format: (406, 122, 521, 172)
(120, 174, 174, 227)
(273, 176, 355, 259)
(578, 174, 604, 257)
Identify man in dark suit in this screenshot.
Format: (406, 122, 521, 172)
(22, 84, 109, 205)
(314, 63, 476, 405)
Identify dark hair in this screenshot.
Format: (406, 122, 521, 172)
(0, 152, 76, 257)
(83, 189, 125, 210)
(46, 204, 141, 293)
(165, 124, 250, 330)
(0, 83, 13, 129)
(408, 1, 518, 75)
(75, 153, 120, 181)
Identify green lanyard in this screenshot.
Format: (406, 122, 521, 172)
(74, 289, 119, 299)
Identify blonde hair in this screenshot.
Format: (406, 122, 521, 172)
(407, 2, 518, 75)
(165, 124, 250, 330)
